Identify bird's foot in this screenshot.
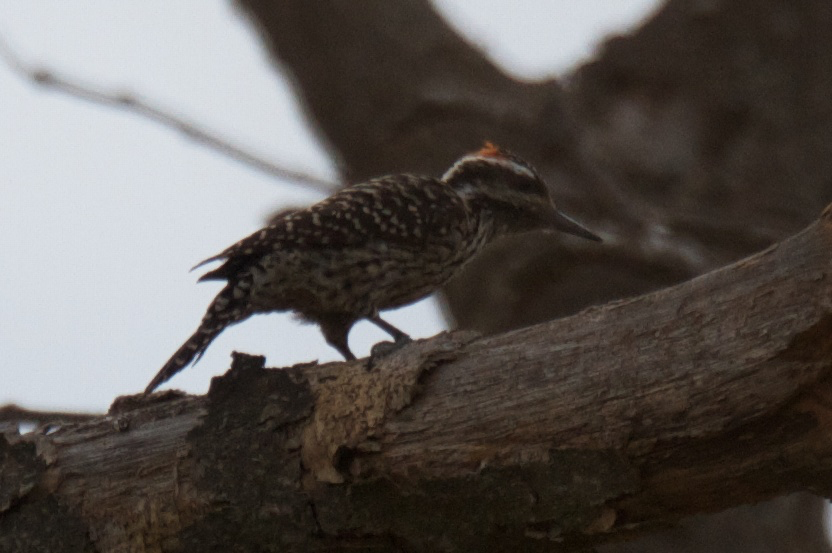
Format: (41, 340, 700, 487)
(367, 335, 413, 370)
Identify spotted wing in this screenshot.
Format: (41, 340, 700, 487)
(196, 175, 469, 282)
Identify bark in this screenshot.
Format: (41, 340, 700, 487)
(236, 0, 832, 550)
(3, 208, 832, 552)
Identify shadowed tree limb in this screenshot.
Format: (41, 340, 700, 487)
(4, 1, 831, 549)
(2, 206, 832, 551)
(235, 1, 832, 550)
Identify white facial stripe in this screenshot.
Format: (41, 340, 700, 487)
(442, 155, 537, 181)
(441, 155, 476, 181)
(497, 157, 537, 179)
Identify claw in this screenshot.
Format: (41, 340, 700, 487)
(366, 335, 413, 370)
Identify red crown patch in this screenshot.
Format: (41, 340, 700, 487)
(477, 141, 506, 159)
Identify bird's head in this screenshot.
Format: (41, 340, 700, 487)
(442, 142, 601, 241)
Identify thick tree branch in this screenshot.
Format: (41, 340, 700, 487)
(234, 3, 832, 548)
(3, 206, 832, 551)
(0, 35, 337, 194)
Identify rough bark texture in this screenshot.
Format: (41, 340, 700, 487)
(5, 0, 832, 550)
(2, 209, 832, 551)
(235, 0, 832, 551)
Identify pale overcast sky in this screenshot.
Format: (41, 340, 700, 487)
(1, 0, 661, 412)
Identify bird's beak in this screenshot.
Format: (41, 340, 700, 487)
(549, 209, 602, 242)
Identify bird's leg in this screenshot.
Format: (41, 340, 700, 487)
(369, 315, 411, 343)
(367, 315, 412, 369)
(319, 315, 357, 361)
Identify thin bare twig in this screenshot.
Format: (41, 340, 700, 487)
(0, 36, 338, 194)
(0, 403, 99, 425)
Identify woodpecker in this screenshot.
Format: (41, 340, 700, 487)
(144, 143, 601, 393)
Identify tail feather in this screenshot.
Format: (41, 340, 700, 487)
(144, 285, 251, 394)
(144, 325, 223, 394)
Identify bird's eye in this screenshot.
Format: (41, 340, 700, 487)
(498, 158, 546, 195)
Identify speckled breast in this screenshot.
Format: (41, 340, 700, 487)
(248, 220, 490, 318)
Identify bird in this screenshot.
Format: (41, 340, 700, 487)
(144, 142, 601, 393)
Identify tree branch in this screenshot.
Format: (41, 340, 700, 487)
(0, 404, 97, 427)
(0, 35, 337, 194)
(3, 206, 832, 551)
(234, 4, 832, 547)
